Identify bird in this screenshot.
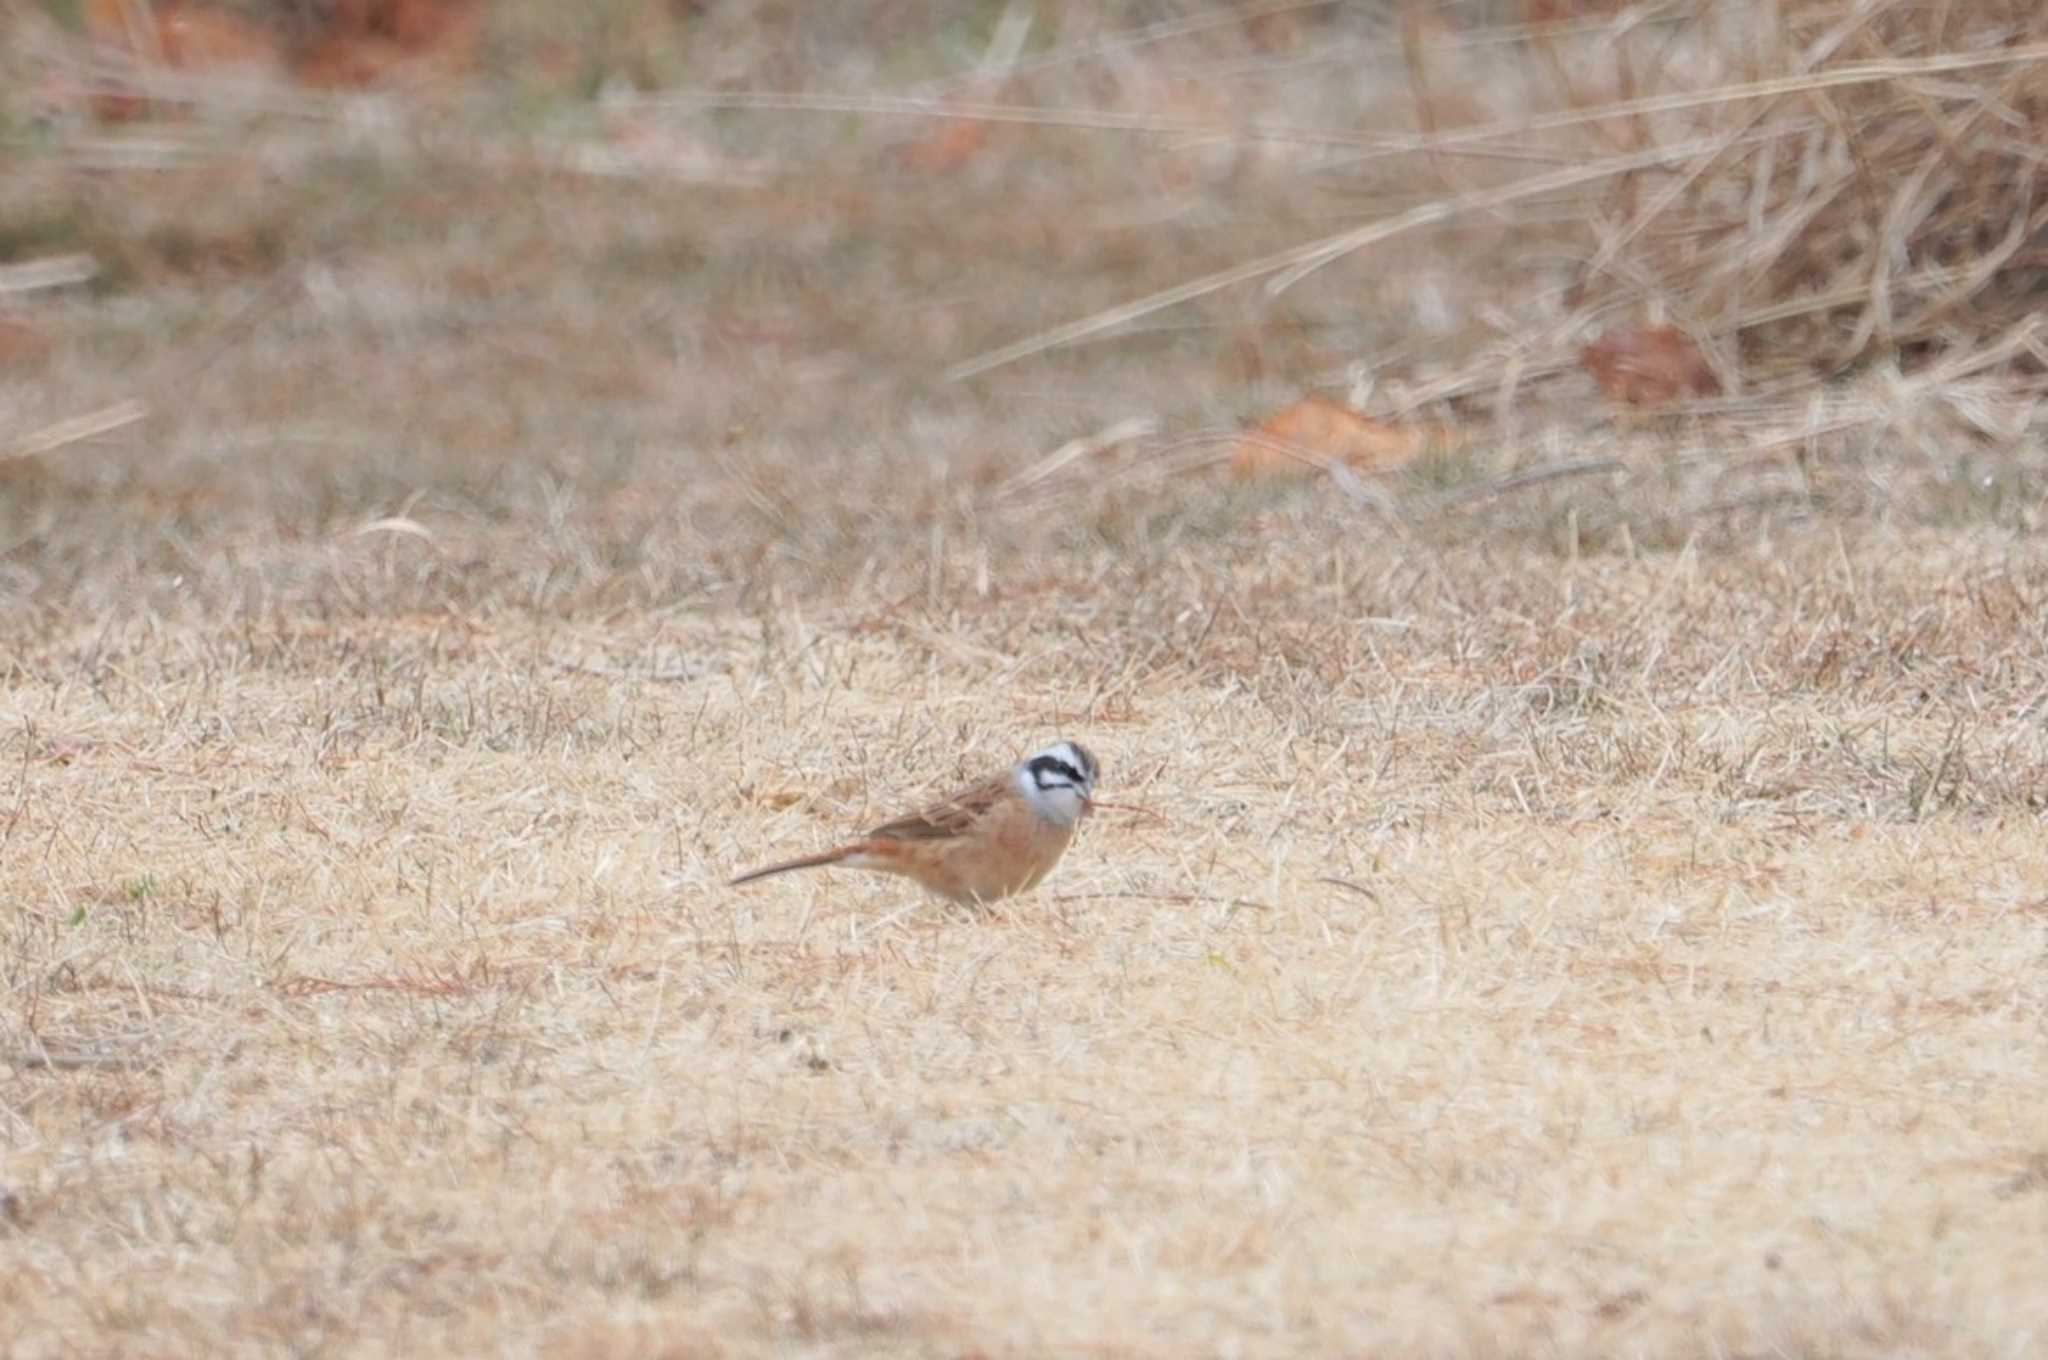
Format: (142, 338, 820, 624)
(730, 741, 1099, 906)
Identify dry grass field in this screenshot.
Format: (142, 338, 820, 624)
(7, 2, 2048, 1356)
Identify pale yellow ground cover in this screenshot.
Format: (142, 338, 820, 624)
(5, 533, 2047, 1356)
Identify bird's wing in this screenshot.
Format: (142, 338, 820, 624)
(863, 772, 1005, 842)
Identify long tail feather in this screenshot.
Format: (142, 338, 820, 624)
(729, 846, 852, 886)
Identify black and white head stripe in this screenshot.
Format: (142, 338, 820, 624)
(1026, 742, 1097, 793)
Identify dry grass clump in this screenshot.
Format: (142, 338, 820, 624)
(1557, 0, 2047, 384)
(1388, 0, 2048, 409)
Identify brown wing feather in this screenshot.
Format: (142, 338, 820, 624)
(862, 772, 1006, 842)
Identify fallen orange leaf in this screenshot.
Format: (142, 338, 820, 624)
(1228, 396, 1451, 480)
(0, 318, 50, 367)
(897, 117, 991, 174)
(294, 0, 480, 88)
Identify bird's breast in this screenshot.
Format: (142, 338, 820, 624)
(937, 797, 1076, 903)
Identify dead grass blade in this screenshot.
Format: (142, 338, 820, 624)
(2, 401, 147, 463)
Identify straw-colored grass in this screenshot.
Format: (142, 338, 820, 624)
(6, 1, 2048, 1355)
(7, 529, 2048, 1357)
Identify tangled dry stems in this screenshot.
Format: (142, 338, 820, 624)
(1515, 0, 2048, 388)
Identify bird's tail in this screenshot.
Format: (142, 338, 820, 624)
(729, 845, 853, 887)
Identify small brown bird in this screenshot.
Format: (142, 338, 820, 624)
(730, 741, 1099, 906)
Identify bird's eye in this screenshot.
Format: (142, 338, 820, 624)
(1037, 758, 1083, 787)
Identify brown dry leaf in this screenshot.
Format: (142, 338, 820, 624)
(87, 0, 283, 70)
(896, 117, 991, 174)
(78, 0, 283, 116)
(325, 0, 474, 49)
(155, 3, 283, 71)
(84, 0, 153, 48)
(1228, 396, 1451, 480)
(1581, 325, 1722, 409)
(0, 318, 51, 368)
(295, 0, 480, 88)
(293, 35, 406, 88)
(383, 0, 476, 51)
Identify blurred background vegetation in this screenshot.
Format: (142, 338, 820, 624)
(2, 0, 2045, 620)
